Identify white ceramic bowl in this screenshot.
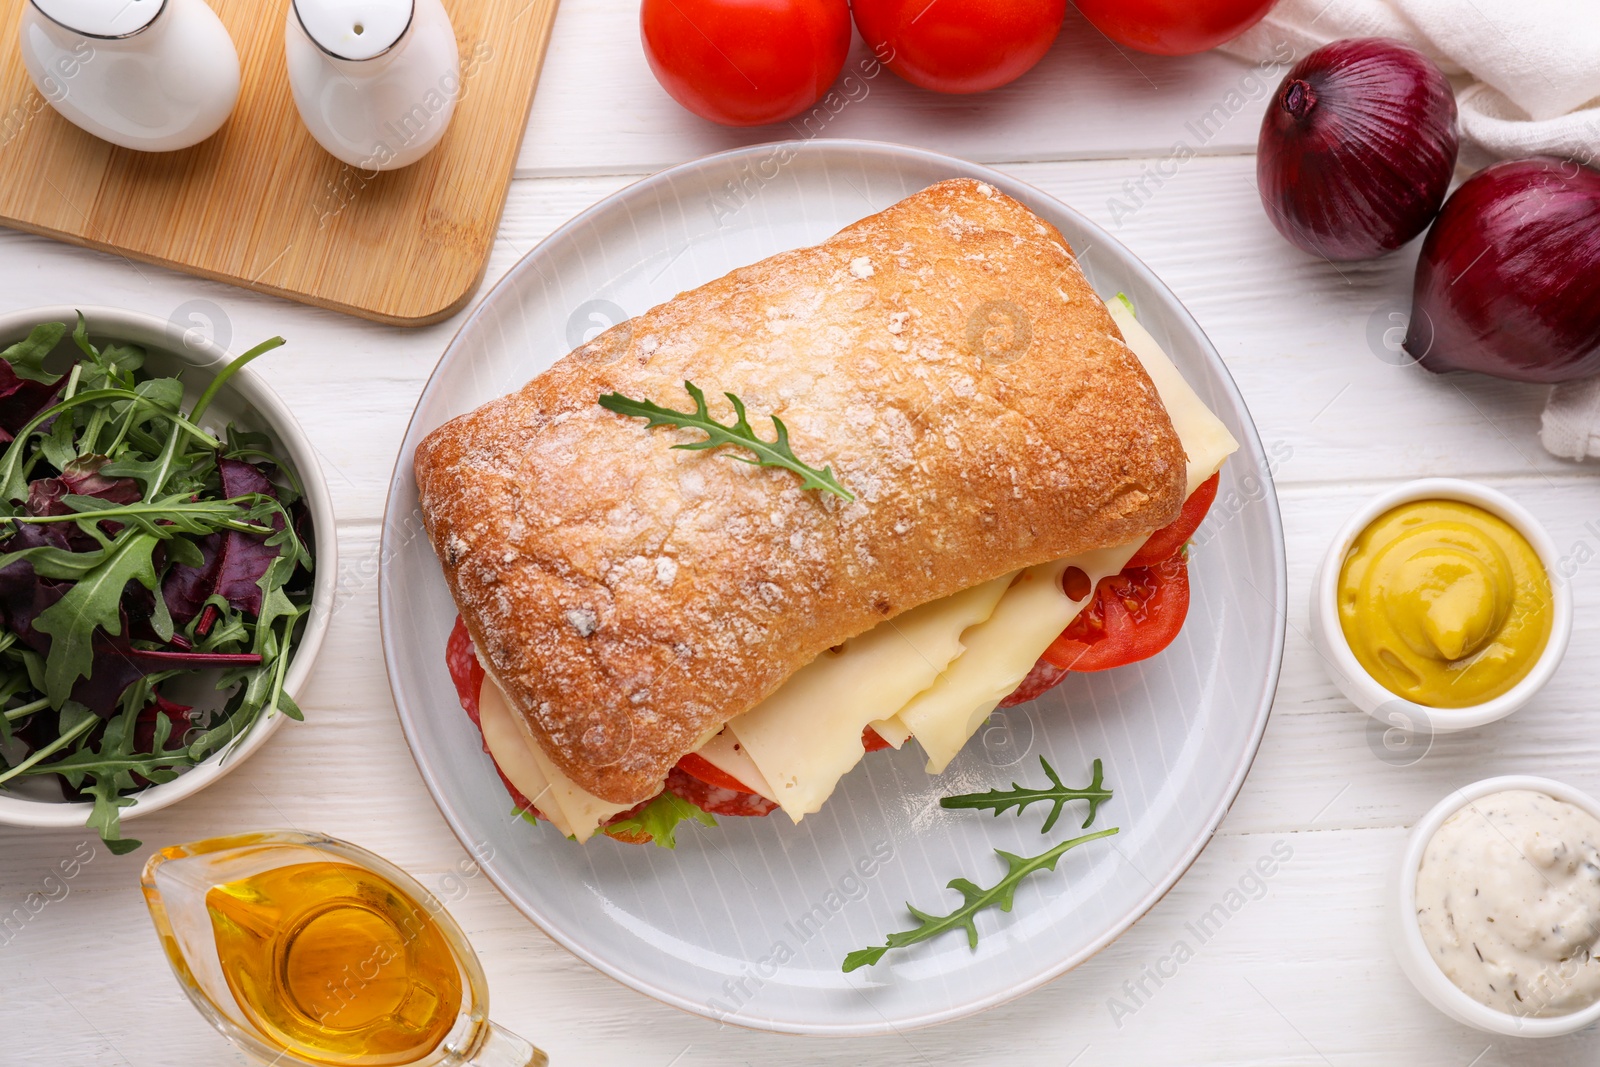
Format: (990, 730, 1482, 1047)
(1310, 478, 1571, 733)
(1391, 775, 1600, 1037)
(0, 306, 335, 829)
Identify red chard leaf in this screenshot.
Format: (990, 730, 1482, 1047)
(25, 455, 142, 548)
(0, 363, 60, 440)
(133, 693, 194, 759)
(0, 323, 65, 436)
(161, 458, 283, 624)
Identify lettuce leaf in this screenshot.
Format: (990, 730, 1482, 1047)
(604, 792, 715, 848)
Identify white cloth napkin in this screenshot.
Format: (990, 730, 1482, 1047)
(1223, 0, 1600, 165)
(1223, 0, 1600, 460)
(1540, 378, 1600, 460)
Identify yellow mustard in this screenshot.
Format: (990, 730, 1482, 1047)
(1337, 500, 1552, 708)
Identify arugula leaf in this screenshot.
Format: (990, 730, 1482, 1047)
(603, 791, 716, 848)
(0, 388, 152, 503)
(44, 703, 177, 857)
(842, 827, 1119, 972)
(939, 757, 1112, 833)
(0, 322, 66, 385)
(33, 532, 160, 706)
(5, 494, 281, 538)
(599, 381, 854, 501)
(0, 701, 96, 785)
(0, 540, 111, 581)
(189, 337, 285, 425)
(39, 406, 79, 471)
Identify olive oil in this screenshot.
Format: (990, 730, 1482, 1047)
(205, 861, 464, 1066)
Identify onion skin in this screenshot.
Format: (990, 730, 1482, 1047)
(1408, 158, 1600, 383)
(1257, 38, 1458, 261)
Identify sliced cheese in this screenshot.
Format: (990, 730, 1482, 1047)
(894, 545, 1135, 774)
(695, 729, 779, 804)
(867, 714, 912, 749)
(727, 297, 1241, 787)
(478, 675, 632, 842)
(892, 301, 1241, 772)
(1107, 296, 1239, 498)
(727, 574, 1013, 821)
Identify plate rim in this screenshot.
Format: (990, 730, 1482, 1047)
(379, 138, 1288, 1036)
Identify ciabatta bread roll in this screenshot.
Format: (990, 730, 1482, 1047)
(415, 178, 1186, 806)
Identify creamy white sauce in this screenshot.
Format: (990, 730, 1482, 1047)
(1416, 789, 1600, 1016)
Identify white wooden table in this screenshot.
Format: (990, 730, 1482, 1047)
(4, 5, 1597, 1065)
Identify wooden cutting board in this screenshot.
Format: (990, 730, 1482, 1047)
(0, 0, 559, 326)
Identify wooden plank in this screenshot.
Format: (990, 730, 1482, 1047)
(10, 816, 1593, 1064)
(0, 0, 559, 325)
(0, 158, 1575, 522)
(0, 157, 1575, 526)
(3, 152, 1598, 1064)
(9, 485, 1600, 1063)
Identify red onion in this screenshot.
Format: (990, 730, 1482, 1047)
(1407, 158, 1600, 383)
(1257, 38, 1458, 261)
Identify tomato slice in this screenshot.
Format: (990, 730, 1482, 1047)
(861, 726, 892, 752)
(665, 767, 777, 817)
(675, 751, 757, 794)
(1041, 550, 1190, 672)
(1128, 473, 1219, 568)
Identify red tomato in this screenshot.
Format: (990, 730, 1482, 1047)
(1041, 550, 1191, 672)
(1127, 472, 1220, 568)
(676, 751, 757, 793)
(861, 725, 892, 752)
(850, 0, 1066, 94)
(666, 767, 778, 817)
(1074, 0, 1280, 57)
(640, 0, 851, 126)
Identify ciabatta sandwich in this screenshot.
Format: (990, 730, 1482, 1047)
(415, 179, 1237, 845)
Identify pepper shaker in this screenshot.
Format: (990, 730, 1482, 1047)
(285, 0, 461, 171)
(17, 0, 241, 152)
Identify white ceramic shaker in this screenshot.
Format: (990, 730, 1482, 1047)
(285, 0, 460, 171)
(18, 0, 241, 152)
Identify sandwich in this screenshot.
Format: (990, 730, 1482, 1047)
(415, 178, 1238, 846)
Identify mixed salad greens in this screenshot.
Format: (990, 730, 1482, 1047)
(0, 317, 314, 853)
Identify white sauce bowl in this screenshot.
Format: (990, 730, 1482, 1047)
(1310, 478, 1571, 733)
(0, 307, 335, 830)
(1392, 775, 1600, 1037)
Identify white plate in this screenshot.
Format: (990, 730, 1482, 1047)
(379, 140, 1286, 1036)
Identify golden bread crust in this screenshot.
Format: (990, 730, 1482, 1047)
(415, 178, 1185, 805)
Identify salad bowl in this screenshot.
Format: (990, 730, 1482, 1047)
(0, 306, 336, 833)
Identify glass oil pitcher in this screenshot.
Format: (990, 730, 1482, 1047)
(141, 830, 545, 1067)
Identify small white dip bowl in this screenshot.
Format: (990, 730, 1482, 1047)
(1310, 478, 1571, 733)
(0, 306, 335, 831)
(1391, 775, 1600, 1037)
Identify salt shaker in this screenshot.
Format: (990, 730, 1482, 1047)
(285, 0, 461, 172)
(17, 0, 241, 152)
